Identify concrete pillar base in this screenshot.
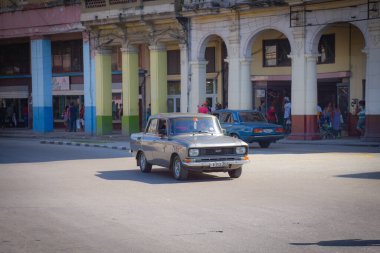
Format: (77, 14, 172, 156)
(122, 115, 140, 136)
(96, 116, 113, 135)
(288, 115, 321, 140)
(362, 115, 380, 142)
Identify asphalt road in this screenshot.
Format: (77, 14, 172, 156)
(0, 138, 379, 253)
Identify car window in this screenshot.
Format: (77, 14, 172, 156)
(146, 119, 158, 134)
(158, 119, 167, 135)
(170, 117, 222, 135)
(219, 113, 231, 123)
(238, 111, 266, 122)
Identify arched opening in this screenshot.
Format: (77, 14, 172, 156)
(312, 23, 365, 137)
(196, 34, 228, 111)
(246, 29, 292, 126)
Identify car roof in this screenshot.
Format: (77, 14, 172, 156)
(213, 109, 260, 113)
(150, 113, 216, 119)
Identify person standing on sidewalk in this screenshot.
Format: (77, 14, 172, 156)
(331, 104, 342, 138)
(356, 100, 366, 136)
(283, 97, 291, 134)
(63, 105, 69, 132)
(69, 102, 78, 132)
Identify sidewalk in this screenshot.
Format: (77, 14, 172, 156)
(1, 128, 379, 149)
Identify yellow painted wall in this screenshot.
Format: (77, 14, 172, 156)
(316, 25, 350, 73)
(251, 25, 365, 79)
(349, 26, 366, 112)
(251, 30, 291, 76)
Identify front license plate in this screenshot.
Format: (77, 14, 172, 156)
(210, 162, 226, 167)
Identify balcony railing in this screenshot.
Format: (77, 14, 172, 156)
(0, 0, 80, 13)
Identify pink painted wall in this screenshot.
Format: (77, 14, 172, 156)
(0, 5, 82, 39)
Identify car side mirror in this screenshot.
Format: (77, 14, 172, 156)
(222, 129, 227, 135)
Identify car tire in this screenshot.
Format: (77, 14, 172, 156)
(172, 155, 188, 180)
(228, 167, 242, 178)
(139, 152, 152, 173)
(259, 141, 271, 148)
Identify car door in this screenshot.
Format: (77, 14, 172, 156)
(154, 118, 171, 167)
(142, 118, 158, 163)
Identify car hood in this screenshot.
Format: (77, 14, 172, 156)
(236, 122, 282, 128)
(171, 134, 247, 148)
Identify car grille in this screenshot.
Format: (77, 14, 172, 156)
(200, 147, 235, 156)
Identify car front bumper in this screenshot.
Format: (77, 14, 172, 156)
(182, 158, 249, 172)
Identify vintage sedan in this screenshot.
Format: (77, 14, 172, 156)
(213, 109, 285, 148)
(130, 113, 250, 180)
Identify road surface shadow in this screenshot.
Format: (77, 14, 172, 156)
(336, 171, 380, 180)
(96, 168, 233, 184)
(248, 142, 380, 155)
(290, 239, 380, 247)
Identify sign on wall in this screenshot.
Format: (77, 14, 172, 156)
(256, 89, 266, 98)
(52, 76, 70, 91)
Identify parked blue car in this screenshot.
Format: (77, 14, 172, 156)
(213, 109, 285, 148)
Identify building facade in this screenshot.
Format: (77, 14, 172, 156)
(1, 0, 379, 141)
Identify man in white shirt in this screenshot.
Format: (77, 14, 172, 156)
(283, 97, 291, 133)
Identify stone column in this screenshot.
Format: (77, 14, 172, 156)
(95, 48, 112, 135)
(121, 45, 140, 136)
(31, 36, 53, 133)
(189, 60, 207, 113)
(227, 43, 241, 109)
(362, 21, 380, 141)
(83, 32, 96, 134)
(304, 54, 320, 139)
(240, 57, 253, 109)
(149, 44, 167, 115)
(179, 43, 189, 113)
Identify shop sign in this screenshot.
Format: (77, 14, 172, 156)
(52, 76, 70, 91)
(256, 89, 266, 98)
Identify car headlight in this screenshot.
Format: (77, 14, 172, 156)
(189, 148, 200, 157)
(236, 146, 246, 155)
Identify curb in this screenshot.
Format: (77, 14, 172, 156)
(40, 140, 131, 152)
(277, 141, 380, 148)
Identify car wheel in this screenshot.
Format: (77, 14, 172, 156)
(228, 167, 242, 178)
(231, 134, 239, 139)
(259, 141, 271, 148)
(139, 152, 152, 173)
(172, 155, 188, 180)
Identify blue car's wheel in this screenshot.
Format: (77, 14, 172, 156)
(259, 141, 271, 148)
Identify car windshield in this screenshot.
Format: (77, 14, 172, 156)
(170, 117, 222, 135)
(238, 111, 266, 122)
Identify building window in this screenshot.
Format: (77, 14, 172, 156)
(318, 34, 335, 64)
(263, 39, 291, 67)
(167, 50, 180, 75)
(0, 43, 30, 75)
(112, 46, 122, 71)
(52, 40, 83, 73)
(205, 47, 215, 73)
